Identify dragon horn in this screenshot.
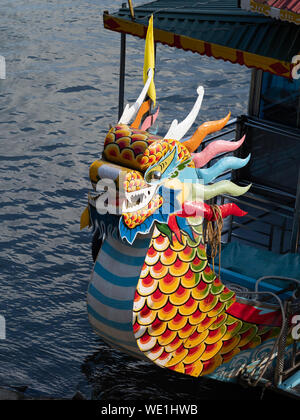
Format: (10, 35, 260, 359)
(164, 86, 204, 141)
(118, 68, 153, 125)
(182, 112, 231, 153)
(203, 180, 251, 200)
(192, 135, 246, 168)
(197, 154, 251, 184)
(178, 202, 247, 219)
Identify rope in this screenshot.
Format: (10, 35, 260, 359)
(205, 205, 223, 279)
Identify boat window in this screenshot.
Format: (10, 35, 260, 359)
(238, 120, 300, 199)
(259, 72, 300, 129)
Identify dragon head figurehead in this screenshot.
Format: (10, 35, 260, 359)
(84, 80, 251, 245)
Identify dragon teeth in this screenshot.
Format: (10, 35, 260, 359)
(123, 185, 157, 213)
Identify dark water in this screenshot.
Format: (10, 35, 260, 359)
(1, 0, 282, 400)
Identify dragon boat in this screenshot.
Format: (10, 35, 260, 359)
(81, 1, 300, 398)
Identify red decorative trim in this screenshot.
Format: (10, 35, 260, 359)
(103, 13, 293, 79)
(227, 301, 282, 327)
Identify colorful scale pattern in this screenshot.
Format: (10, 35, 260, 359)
(140, 139, 192, 171)
(103, 124, 193, 173)
(123, 171, 163, 229)
(133, 225, 279, 377)
(103, 124, 162, 171)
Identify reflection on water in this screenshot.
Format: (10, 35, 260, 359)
(0, 0, 260, 399)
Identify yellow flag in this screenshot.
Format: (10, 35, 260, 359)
(143, 15, 156, 107)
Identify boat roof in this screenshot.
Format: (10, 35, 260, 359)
(241, 0, 300, 25)
(103, 0, 300, 79)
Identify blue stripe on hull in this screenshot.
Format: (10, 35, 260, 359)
(101, 240, 146, 266)
(87, 232, 151, 356)
(94, 262, 138, 287)
(87, 304, 133, 331)
(88, 283, 132, 310)
(88, 313, 137, 349)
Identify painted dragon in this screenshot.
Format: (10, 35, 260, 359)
(80, 72, 284, 378)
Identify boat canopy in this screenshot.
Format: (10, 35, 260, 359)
(103, 0, 300, 79)
(240, 0, 300, 25)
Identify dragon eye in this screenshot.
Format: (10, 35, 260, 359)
(149, 171, 162, 181)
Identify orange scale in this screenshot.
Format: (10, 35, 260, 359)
(104, 132, 115, 146)
(157, 328, 177, 346)
(155, 351, 173, 367)
(137, 274, 158, 296)
(169, 285, 190, 306)
(184, 361, 203, 377)
(239, 335, 261, 351)
(191, 280, 211, 301)
(140, 155, 149, 167)
(201, 354, 223, 376)
(158, 273, 180, 295)
(115, 127, 132, 138)
(137, 328, 157, 345)
(104, 143, 120, 157)
(131, 133, 148, 142)
(220, 335, 241, 355)
(169, 258, 189, 277)
(207, 301, 226, 318)
(131, 140, 149, 155)
(178, 246, 197, 263)
(178, 296, 198, 316)
(120, 148, 135, 162)
(160, 248, 177, 266)
(168, 362, 185, 374)
(191, 256, 207, 273)
(137, 335, 157, 352)
(205, 324, 227, 345)
(144, 343, 165, 361)
(133, 291, 146, 312)
(239, 326, 260, 349)
(147, 288, 169, 310)
(182, 342, 206, 365)
(136, 154, 144, 166)
(133, 320, 145, 339)
(145, 246, 160, 266)
(199, 293, 219, 313)
(196, 243, 207, 258)
(157, 301, 178, 322)
(196, 315, 217, 333)
(152, 234, 170, 252)
(168, 312, 188, 331)
(238, 326, 258, 348)
(178, 322, 195, 339)
(184, 329, 209, 349)
(221, 347, 240, 364)
(201, 265, 216, 283)
(165, 335, 182, 353)
(148, 318, 167, 337)
(116, 137, 132, 149)
(136, 304, 157, 326)
(189, 309, 207, 326)
(150, 261, 169, 279)
(148, 155, 157, 165)
(181, 269, 201, 289)
(222, 320, 243, 340)
(169, 235, 186, 252)
(200, 341, 223, 362)
(166, 344, 189, 367)
(209, 313, 227, 330)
